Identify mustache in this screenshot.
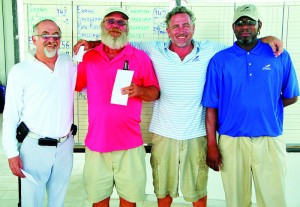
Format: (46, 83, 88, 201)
(44, 42, 58, 47)
(176, 33, 188, 37)
(109, 28, 122, 33)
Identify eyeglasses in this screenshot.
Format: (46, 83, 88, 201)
(234, 20, 257, 27)
(104, 19, 127, 26)
(34, 34, 61, 40)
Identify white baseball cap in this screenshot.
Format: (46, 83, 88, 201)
(233, 4, 260, 23)
(103, 7, 129, 20)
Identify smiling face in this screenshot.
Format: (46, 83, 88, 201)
(32, 20, 61, 59)
(101, 12, 129, 49)
(166, 13, 195, 48)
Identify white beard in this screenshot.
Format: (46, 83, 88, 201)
(101, 26, 128, 49)
(44, 47, 57, 58)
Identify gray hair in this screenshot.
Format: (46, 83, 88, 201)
(165, 6, 196, 27)
(32, 19, 61, 34)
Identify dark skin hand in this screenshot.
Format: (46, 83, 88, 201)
(205, 107, 222, 171)
(205, 96, 298, 171)
(206, 144, 222, 171)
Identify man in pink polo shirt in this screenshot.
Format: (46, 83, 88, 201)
(75, 7, 160, 207)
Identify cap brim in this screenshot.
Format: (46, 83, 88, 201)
(233, 15, 258, 23)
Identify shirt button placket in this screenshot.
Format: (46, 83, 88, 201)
(248, 52, 253, 77)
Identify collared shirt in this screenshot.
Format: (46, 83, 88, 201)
(2, 50, 77, 158)
(76, 43, 159, 152)
(131, 40, 227, 140)
(202, 40, 300, 137)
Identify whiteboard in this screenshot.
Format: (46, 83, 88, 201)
(20, 0, 300, 145)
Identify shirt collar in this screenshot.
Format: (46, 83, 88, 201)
(164, 39, 197, 50)
(94, 42, 134, 62)
(25, 49, 37, 61)
(164, 39, 199, 62)
(95, 42, 133, 54)
(233, 39, 262, 56)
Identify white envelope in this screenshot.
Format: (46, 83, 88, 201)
(73, 46, 85, 62)
(21, 169, 38, 185)
(111, 69, 134, 106)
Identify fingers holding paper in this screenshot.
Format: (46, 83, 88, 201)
(8, 156, 25, 178)
(121, 82, 140, 98)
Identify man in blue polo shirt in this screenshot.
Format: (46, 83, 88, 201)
(202, 4, 299, 207)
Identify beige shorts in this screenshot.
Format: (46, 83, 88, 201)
(219, 135, 287, 207)
(83, 146, 146, 203)
(150, 134, 208, 202)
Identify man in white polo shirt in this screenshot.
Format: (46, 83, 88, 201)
(2, 19, 76, 207)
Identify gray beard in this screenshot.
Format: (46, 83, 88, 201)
(237, 39, 252, 45)
(101, 28, 128, 49)
(236, 34, 258, 45)
(44, 47, 57, 58)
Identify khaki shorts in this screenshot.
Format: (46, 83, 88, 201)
(150, 134, 208, 202)
(83, 146, 146, 203)
(219, 135, 287, 207)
